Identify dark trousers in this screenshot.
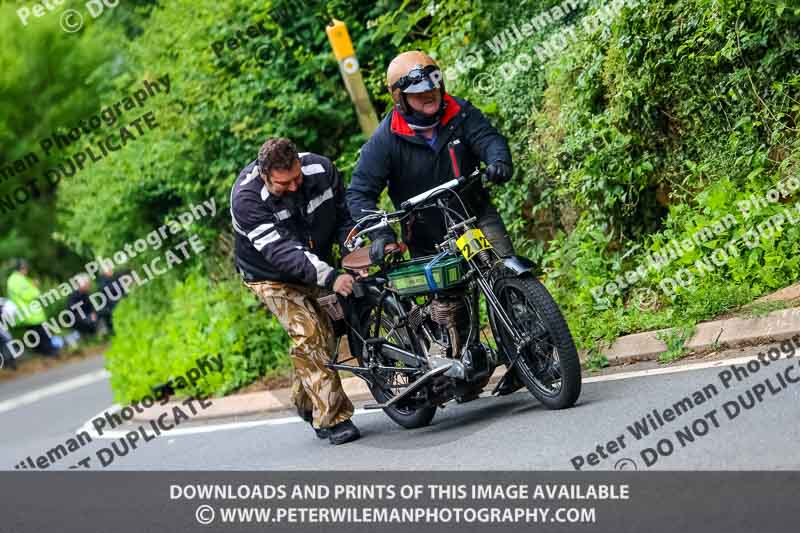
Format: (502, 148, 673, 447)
(29, 324, 59, 356)
(99, 309, 114, 333)
(75, 319, 98, 336)
(1, 329, 16, 369)
(476, 204, 515, 258)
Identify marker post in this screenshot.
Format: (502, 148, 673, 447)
(326, 19, 379, 136)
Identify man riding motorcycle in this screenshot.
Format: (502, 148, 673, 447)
(346, 50, 523, 395)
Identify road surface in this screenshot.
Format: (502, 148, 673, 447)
(2, 343, 799, 471)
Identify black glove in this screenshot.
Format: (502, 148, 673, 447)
(369, 234, 395, 264)
(486, 162, 513, 184)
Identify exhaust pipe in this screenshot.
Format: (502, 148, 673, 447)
(363, 361, 453, 410)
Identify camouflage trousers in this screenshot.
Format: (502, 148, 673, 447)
(245, 280, 354, 429)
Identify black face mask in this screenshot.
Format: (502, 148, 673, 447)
(393, 65, 447, 129)
(398, 93, 446, 130)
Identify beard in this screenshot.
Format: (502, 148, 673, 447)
(280, 189, 304, 210)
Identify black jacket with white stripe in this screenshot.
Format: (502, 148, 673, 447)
(230, 153, 354, 287)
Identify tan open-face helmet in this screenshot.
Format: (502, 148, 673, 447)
(386, 51, 446, 125)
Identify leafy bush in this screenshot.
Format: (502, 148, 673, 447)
(105, 269, 290, 403)
(47, 0, 398, 398)
(53, 0, 517, 397)
(0, 0, 135, 278)
(422, 0, 800, 355)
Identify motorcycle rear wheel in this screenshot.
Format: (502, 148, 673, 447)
(357, 299, 437, 429)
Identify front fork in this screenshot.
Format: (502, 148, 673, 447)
(469, 254, 534, 374)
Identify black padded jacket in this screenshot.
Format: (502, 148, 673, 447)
(230, 153, 354, 287)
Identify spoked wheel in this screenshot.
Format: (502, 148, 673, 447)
(362, 299, 437, 429)
(489, 276, 581, 409)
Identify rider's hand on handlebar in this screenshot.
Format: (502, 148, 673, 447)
(333, 274, 355, 297)
(486, 162, 512, 184)
(368, 234, 396, 264)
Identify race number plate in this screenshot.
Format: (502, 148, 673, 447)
(456, 229, 493, 260)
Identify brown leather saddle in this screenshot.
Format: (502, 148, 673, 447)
(342, 243, 405, 270)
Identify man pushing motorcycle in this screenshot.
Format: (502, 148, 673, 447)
(346, 50, 523, 396)
(231, 138, 361, 445)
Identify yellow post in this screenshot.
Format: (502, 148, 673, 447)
(326, 19, 379, 136)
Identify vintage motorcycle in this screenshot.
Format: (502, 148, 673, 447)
(321, 162, 581, 429)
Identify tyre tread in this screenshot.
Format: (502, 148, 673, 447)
(494, 276, 581, 409)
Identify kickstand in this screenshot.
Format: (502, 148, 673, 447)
(491, 344, 525, 395)
(491, 373, 511, 396)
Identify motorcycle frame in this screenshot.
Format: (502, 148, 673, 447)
(327, 190, 541, 404)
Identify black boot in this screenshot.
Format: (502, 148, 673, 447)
(298, 408, 330, 439)
(327, 419, 360, 445)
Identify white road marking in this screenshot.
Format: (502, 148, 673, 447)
(0, 369, 110, 415)
(81, 350, 789, 439)
(85, 408, 378, 439)
(581, 351, 794, 384)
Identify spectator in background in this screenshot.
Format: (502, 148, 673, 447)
(66, 274, 99, 337)
(0, 297, 17, 370)
(97, 267, 122, 333)
(6, 260, 59, 357)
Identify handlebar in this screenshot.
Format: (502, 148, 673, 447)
(344, 169, 485, 250)
(399, 178, 460, 211)
(399, 168, 483, 211)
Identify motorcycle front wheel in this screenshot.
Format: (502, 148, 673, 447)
(489, 275, 581, 409)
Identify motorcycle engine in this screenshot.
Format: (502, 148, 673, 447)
(429, 294, 469, 358)
(409, 292, 493, 401)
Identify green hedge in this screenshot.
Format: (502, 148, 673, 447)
(52, 0, 506, 398)
(423, 0, 800, 356)
(48, 0, 393, 399)
(105, 270, 289, 403)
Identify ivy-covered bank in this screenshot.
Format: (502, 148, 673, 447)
(2, 0, 797, 400)
(463, 0, 800, 367)
(402, 0, 800, 368)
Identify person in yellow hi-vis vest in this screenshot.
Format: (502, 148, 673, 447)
(6, 260, 59, 357)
